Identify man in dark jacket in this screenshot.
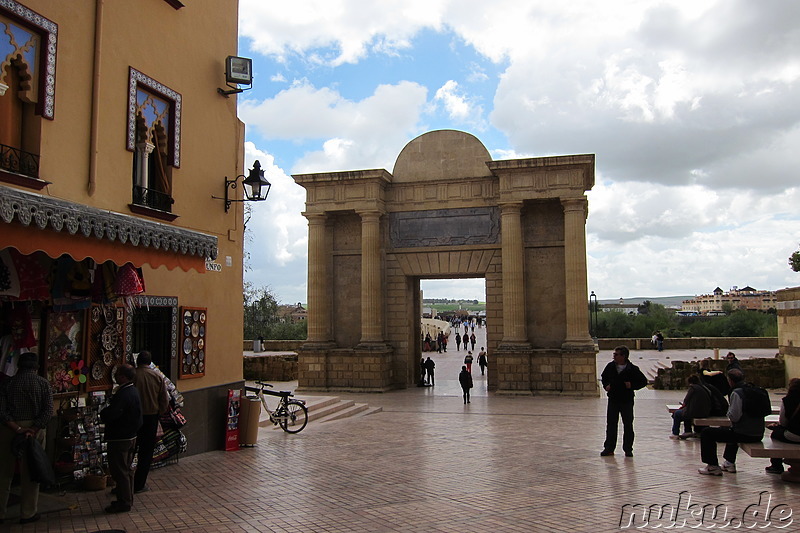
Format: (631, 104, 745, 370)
(671, 375, 712, 439)
(600, 345, 647, 457)
(133, 351, 168, 494)
(101, 364, 143, 513)
(458, 366, 473, 404)
(0, 352, 52, 525)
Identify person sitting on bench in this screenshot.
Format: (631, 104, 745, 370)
(765, 378, 800, 474)
(671, 375, 711, 440)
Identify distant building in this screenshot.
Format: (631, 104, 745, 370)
(277, 303, 307, 323)
(681, 286, 777, 315)
(600, 298, 639, 315)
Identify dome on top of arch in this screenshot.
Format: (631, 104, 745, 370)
(392, 130, 493, 183)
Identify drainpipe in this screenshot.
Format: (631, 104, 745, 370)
(87, 0, 105, 196)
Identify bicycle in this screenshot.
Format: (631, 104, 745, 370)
(244, 381, 308, 433)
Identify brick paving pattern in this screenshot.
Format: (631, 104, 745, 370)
(8, 335, 796, 532)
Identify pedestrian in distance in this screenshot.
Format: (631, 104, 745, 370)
(420, 357, 428, 386)
(459, 366, 473, 404)
(455, 332, 462, 351)
(0, 352, 53, 525)
(656, 331, 664, 352)
(697, 369, 766, 476)
(424, 357, 436, 386)
(600, 345, 647, 457)
(101, 364, 143, 513)
(477, 348, 487, 375)
(464, 352, 474, 373)
(470, 332, 476, 351)
(133, 351, 169, 494)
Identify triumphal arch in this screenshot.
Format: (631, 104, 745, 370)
(293, 130, 598, 395)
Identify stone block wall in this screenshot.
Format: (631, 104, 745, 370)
(653, 357, 785, 390)
(777, 287, 800, 380)
(243, 353, 298, 381)
(597, 337, 778, 351)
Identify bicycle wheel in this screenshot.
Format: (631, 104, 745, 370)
(278, 400, 308, 433)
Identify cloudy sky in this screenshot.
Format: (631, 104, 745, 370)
(237, 0, 800, 304)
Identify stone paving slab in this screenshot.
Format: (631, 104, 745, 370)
(14, 365, 797, 533)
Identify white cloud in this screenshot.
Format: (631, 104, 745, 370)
(433, 80, 485, 128)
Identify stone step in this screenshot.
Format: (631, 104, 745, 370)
(257, 395, 380, 428)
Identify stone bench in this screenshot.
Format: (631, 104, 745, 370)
(739, 440, 800, 483)
(666, 404, 779, 414)
(692, 415, 779, 427)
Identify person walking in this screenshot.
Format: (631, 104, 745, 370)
(455, 332, 462, 351)
(459, 366, 473, 404)
(101, 364, 143, 513)
(469, 332, 476, 351)
(133, 351, 169, 494)
(424, 357, 436, 386)
(656, 331, 664, 352)
(420, 357, 428, 385)
(477, 348, 487, 375)
(464, 352, 474, 373)
(0, 352, 52, 525)
(600, 346, 647, 457)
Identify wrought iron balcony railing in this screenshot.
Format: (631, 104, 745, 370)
(133, 185, 174, 213)
(0, 143, 40, 178)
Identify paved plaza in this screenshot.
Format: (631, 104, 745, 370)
(8, 337, 797, 532)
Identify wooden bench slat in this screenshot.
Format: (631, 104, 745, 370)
(740, 440, 800, 459)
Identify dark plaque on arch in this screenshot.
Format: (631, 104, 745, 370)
(389, 207, 499, 248)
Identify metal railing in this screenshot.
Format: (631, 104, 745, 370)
(133, 185, 173, 212)
(0, 143, 39, 178)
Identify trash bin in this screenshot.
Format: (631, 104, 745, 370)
(239, 395, 261, 446)
(252, 339, 262, 353)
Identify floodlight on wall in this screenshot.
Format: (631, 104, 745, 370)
(218, 55, 253, 97)
(213, 161, 271, 212)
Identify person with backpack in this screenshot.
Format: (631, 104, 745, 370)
(698, 369, 767, 476)
(671, 375, 712, 440)
(764, 378, 800, 475)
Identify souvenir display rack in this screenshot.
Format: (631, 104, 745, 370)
(179, 306, 206, 378)
(55, 391, 108, 485)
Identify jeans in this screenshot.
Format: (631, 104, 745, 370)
(671, 409, 693, 435)
(700, 427, 762, 466)
(604, 399, 635, 453)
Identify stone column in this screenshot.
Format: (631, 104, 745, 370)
(561, 197, 593, 347)
(359, 210, 384, 344)
(135, 141, 155, 189)
(500, 202, 527, 343)
(305, 213, 330, 343)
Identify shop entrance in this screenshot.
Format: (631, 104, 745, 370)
(132, 305, 174, 379)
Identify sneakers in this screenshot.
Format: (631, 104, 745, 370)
(600, 449, 614, 456)
(765, 465, 784, 475)
(678, 432, 696, 440)
(698, 465, 723, 476)
(721, 461, 737, 473)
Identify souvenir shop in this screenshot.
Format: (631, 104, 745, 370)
(0, 248, 188, 485)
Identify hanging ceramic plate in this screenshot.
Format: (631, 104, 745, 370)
(183, 337, 192, 355)
(198, 349, 204, 361)
(91, 361, 104, 381)
(193, 310, 200, 322)
(197, 338, 204, 350)
(103, 351, 114, 366)
(191, 322, 199, 337)
(198, 361, 205, 372)
(191, 363, 197, 374)
(101, 327, 117, 351)
(104, 306, 116, 325)
(185, 354, 192, 365)
(184, 325, 191, 337)
(199, 325, 205, 337)
(200, 312, 206, 324)
(183, 310, 192, 325)
(183, 364, 189, 374)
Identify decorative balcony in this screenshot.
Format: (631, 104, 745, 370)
(133, 185, 174, 213)
(0, 143, 39, 178)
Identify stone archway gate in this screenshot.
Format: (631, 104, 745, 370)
(293, 130, 598, 395)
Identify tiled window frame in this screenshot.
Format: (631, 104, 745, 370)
(0, 0, 57, 119)
(127, 67, 182, 168)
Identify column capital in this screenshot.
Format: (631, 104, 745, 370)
(561, 197, 588, 218)
(303, 211, 328, 222)
(498, 201, 523, 215)
(357, 209, 383, 221)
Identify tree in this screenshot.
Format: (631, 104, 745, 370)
(789, 249, 800, 272)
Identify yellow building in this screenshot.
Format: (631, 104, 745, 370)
(681, 286, 778, 315)
(1, 0, 250, 455)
